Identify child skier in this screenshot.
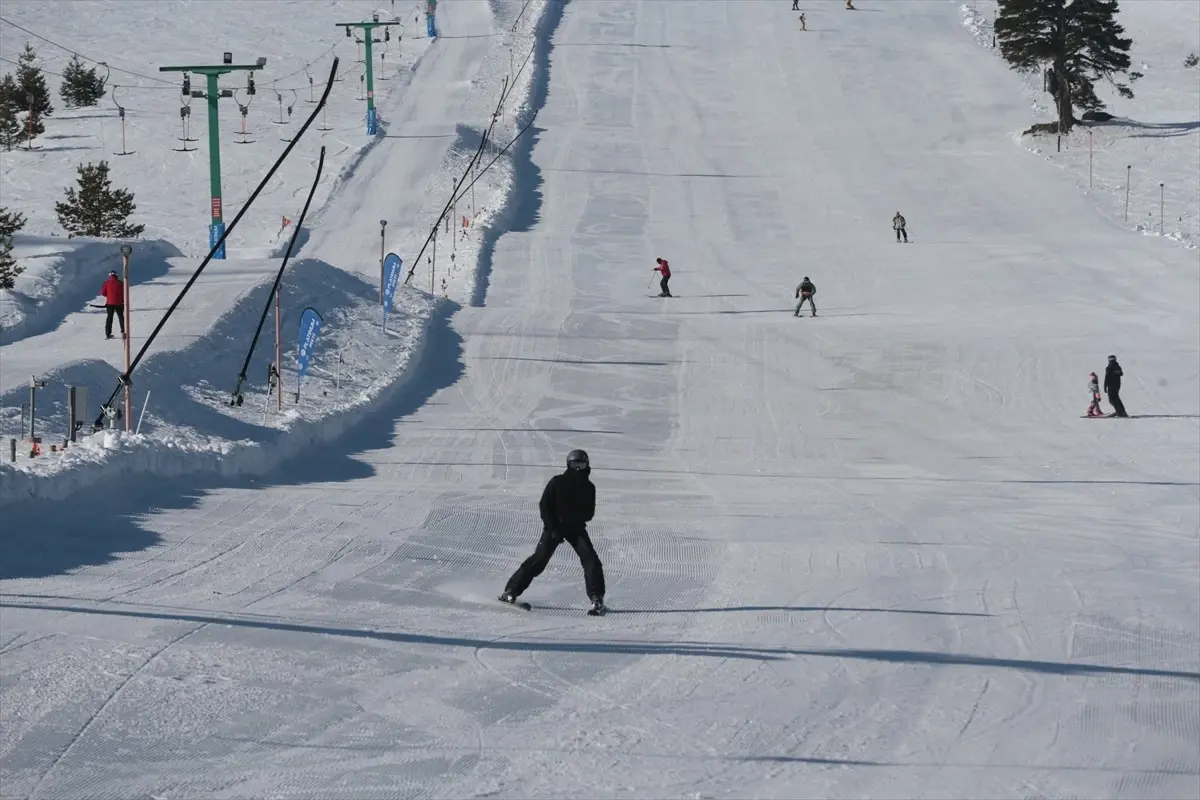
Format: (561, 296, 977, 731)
(1086, 372, 1104, 417)
(500, 449, 607, 615)
(653, 258, 672, 297)
(794, 276, 817, 317)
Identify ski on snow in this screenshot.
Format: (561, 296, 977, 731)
(497, 598, 607, 615)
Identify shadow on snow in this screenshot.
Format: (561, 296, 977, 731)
(2, 598, 1196, 682)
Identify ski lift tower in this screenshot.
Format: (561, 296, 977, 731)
(338, 14, 400, 135)
(159, 53, 267, 259)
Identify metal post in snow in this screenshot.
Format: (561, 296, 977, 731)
(1124, 165, 1131, 222)
(379, 219, 387, 304)
(431, 228, 437, 295)
(1088, 129, 1093, 189)
(274, 286, 282, 412)
(1160, 183, 1164, 235)
(28, 379, 37, 440)
(68, 387, 77, 443)
(120, 244, 133, 432)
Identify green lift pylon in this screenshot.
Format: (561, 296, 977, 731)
(338, 14, 399, 136)
(160, 53, 267, 259)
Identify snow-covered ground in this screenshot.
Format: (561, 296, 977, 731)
(962, 1, 1200, 248)
(2, 1, 1199, 798)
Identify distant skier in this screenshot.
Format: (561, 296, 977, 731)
(792, 0, 799, 9)
(1104, 355, 1128, 417)
(794, 276, 817, 317)
(845, 0, 855, 9)
(1086, 372, 1104, 417)
(893, 211, 908, 243)
(798, 12, 807, 29)
(653, 257, 672, 297)
(500, 449, 607, 615)
(99, 270, 126, 340)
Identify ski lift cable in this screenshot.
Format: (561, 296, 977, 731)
(0, 16, 174, 85)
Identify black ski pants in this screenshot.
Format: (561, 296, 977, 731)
(895, 226, 907, 242)
(105, 304, 125, 337)
(505, 526, 605, 601)
(1107, 385, 1128, 417)
(659, 275, 671, 296)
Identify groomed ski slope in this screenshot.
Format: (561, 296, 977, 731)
(2, 1, 1199, 799)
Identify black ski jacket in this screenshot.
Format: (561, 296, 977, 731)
(797, 280, 816, 297)
(1104, 360, 1123, 392)
(539, 469, 595, 531)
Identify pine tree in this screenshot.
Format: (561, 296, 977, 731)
(0, 75, 21, 151)
(994, 0, 1134, 133)
(0, 241, 21, 290)
(0, 207, 26, 240)
(15, 43, 53, 117)
(55, 161, 145, 239)
(0, 207, 27, 290)
(59, 54, 106, 108)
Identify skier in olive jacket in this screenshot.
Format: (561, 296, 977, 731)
(795, 277, 817, 317)
(501, 449, 606, 613)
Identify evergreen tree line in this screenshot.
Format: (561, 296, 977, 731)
(0, 43, 106, 150)
(0, 44, 138, 288)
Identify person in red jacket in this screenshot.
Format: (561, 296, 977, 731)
(99, 270, 126, 339)
(653, 257, 672, 297)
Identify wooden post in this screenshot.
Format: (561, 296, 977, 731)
(275, 285, 282, 411)
(1160, 183, 1164, 235)
(120, 244, 133, 432)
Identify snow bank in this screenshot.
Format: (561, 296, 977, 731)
(961, 2, 1200, 249)
(0, 260, 439, 503)
(0, 235, 181, 345)
(0, 0, 555, 505)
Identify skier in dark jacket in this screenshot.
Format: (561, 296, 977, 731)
(1104, 355, 1128, 417)
(99, 270, 126, 340)
(501, 449, 607, 613)
(794, 277, 816, 317)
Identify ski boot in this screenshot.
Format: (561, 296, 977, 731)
(588, 597, 607, 616)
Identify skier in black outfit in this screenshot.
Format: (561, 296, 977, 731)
(501, 449, 606, 613)
(794, 277, 817, 317)
(1104, 355, 1128, 417)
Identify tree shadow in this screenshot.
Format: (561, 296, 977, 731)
(3, 598, 1195, 681)
(1128, 414, 1200, 420)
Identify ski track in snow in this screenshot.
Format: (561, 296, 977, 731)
(2, 1, 1199, 799)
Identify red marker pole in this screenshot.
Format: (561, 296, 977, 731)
(120, 244, 133, 432)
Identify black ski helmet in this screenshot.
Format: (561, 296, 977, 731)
(566, 449, 589, 470)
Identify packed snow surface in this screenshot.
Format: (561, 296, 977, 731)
(2, 1, 1198, 799)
